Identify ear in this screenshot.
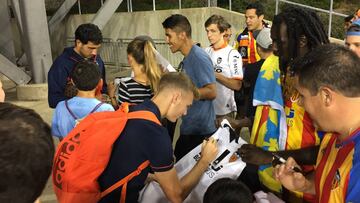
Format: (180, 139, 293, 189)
(299, 35, 308, 48)
(319, 87, 333, 107)
(259, 14, 264, 21)
(178, 31, 187, 40)
(96, 79, 103, 96)
(75, 39, 82, 47)
(171, 90, 181, 105)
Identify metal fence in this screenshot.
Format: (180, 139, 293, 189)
(66, 37, 183, 69)
(75, 0, 350, 38)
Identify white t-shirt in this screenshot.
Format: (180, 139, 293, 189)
(205, 45, 243, 115)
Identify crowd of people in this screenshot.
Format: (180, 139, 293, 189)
(1, 2, 360, 203)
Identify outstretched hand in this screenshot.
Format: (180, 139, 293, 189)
(238, 144, 273, 165)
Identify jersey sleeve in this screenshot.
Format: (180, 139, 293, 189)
(229, 49, 243, 79)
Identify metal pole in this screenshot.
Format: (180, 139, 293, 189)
(278, 0, 346, 17)
(275, 0, 279, 14)
(229, 0, 231, 11)
(77, 0, 81, 15)
(328, 0, 333, 37)
(19, 0, 52, 83)
(92, 0, 124, 30)
(127, 0, 129, 12)
(129, 0, 132, 12)
(153, 0, 155, 11)
(48, 0, 78, 34)
(208, 0, 210, 7)
(179, 0, 181, 9)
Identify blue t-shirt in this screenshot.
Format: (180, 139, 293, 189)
(98, 99, 174, 203)
(181, 45, 216, 135)
(51, 97, 114, 138)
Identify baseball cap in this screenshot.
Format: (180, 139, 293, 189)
(256, 28, 272, 49)
(346, 18, 360, 36)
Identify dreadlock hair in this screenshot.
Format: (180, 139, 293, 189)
(272, 6, 329, 73)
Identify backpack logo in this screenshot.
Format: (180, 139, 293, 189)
(53, 133, 81, 189)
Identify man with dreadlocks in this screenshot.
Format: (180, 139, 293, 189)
(238, 6, 330, 202)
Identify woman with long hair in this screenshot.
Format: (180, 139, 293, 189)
(109, 39, 162, 108)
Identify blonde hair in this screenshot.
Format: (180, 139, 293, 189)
(127, 39, 162, 92)
(158, 72, 200, 100)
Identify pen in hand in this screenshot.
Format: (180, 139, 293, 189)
(272, 153, 303, 174)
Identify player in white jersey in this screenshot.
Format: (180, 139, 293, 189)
(204, 15, 243, 117)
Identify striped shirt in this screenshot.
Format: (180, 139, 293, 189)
(315, 129, 360, 203)
(117, 77, 153, 105)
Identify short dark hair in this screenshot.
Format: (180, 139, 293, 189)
(205, 15, 229, 33)
(293, 43, 360, 97)
(246, 2, 265, 16)
(0, 103, 54, 203)
(75, 23, 103, 45)
(162, 14, 192, 37)
(71, 60, 101, 91)
(203, 178, 253, 203)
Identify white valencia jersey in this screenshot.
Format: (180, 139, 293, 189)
(205, 45, 243, 115)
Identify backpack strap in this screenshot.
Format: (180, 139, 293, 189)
(100, 160, 150, 203)
(127, 111, 161, 125)
(99, 102, 161, 203)
(65, 100, 104, 121)
(120, 102, 161, 125)
(65, 100, 78, 120)
(90, 102, 104, 113)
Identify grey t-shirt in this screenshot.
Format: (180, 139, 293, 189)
(180, 45, 216, 135)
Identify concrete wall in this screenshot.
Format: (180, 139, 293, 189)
(50, 7, 248, 57)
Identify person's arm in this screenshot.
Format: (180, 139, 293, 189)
(97, 57, 108, 94)
(107, 81, 119, 109)
(214, 73, 242, 91)
(238, 144, 320, 166)
(48, 61, 68, 108)
(196, 51, 217, 100)
(198, 83, 216, 100)
(214, 49, 243, 91)
(154, 138, 218, 202)
(51, 107, 61, 138)
(273, 157, 315, 194)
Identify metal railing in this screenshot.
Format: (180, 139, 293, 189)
(75, 0, 349, 38)
(274, 0, 347, 38)
(66, 37, 183, 69)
